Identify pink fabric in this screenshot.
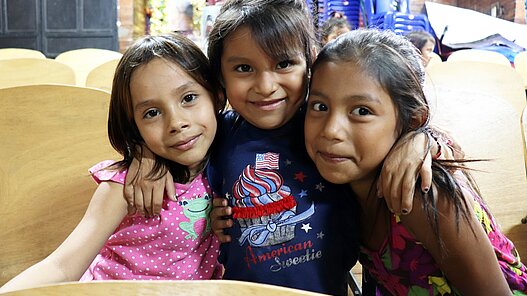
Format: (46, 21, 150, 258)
(80, 160, 222, 281)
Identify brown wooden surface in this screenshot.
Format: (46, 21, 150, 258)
(85, 58, 120, 92)
(0, 49, 45, 60)
(0, 85, 119, 286)
(514, 51, 527, 89)
(425, 66, 527, 257)
(0, 59, 76, 89)
(0, 280, 328, 296)
(446, 49, 512, 67)
(55, 48, 123, 86)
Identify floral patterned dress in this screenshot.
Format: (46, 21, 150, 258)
(359, 176, 527, 295)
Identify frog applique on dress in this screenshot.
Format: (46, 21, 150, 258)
(179, 193, 212, 240)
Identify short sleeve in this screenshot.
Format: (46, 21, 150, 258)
(88, 160, 127, 185)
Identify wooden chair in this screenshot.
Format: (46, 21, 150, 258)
(85, 58, 120, 92)
(0, 85, 118, 286)
(427, 77, 527, 257)
(522, 106, 527, 174)
(426, 61, 526, 114)
(0, 48, 45, 60)
(446, 49, 512, 67)
(427, 51, 442, 68)
(0, 280, 326, 296)
(0, 58, 76, 88)
(514, 51, 527, 90)
(55, 48, 123, 86)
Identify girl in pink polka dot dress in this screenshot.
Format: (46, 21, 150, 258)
(0, 33, 225, 293)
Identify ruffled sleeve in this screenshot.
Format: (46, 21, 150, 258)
(88, 160, 127, 185)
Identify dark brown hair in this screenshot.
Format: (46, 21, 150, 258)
(207, 0, 317, 97)
(108, 33, 224, 183)
(313, 29, 476, 246)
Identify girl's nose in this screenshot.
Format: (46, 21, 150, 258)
(321, 113, 346, 140)
(168, 112, 190, 133)
(254, 71, 278, 96)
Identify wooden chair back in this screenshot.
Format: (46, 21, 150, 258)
(514, 51, 527, 89)
(85, 58, 120, 92)
(55, 48, 123, 86)
(0, 48, 46, 60)
(0, 280, 326, 296)
(427, 51, 442, 68)
(446, 49, 512, 67)
(426, 61, 526, 114)
(0, 59, 76, 88)
(427, 73, 527, 256)
(522, 106, 527, 174)
(0, 85, 118, 286)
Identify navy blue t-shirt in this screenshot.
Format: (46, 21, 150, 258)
(207, 108, 360, 296)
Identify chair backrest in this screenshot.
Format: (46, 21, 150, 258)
(0, 58, 76, 88)
(0, 48, 46, 60)
(0, 85, 118, 286)
(427, 71, 527, 256)
(426, 61, 526, 114)
(522, 106, 527, 174)
(447, 49, 512, 67)
(0, 280, 326, 296)
(514, 51, 527, 89)
(85, 58, 120, 92)
(55, 48, 123, 86)
(427, 51, 442, 68)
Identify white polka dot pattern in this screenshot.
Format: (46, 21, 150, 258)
(80, 161, 222, 281)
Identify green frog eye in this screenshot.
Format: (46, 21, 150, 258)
(179, 200, 189, 206)
(204, 194, 211, 200)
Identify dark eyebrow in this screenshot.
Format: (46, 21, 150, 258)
(134, 81, 198, 110)
(309, 90, 382, 104)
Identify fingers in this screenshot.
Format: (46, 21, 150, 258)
(134, 188, 146, 217)
(152, 182, 164, 216)
(399, 167, 416, 215)
(420, 151, 432, 194)
(210, 198, 233, 243)
(165, 173, 176, 201)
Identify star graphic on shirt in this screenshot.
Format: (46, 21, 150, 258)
(294, 171, 306, 182)
(298, 189, 308, 198)
(301, 223, 312, 233)
(285, 159, 292, 166)
(315, 183, 325, 192)
(225, 192, 231, 199)
(317, 231, 325, 239)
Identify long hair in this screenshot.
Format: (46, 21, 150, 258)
(313, 29, 476, 246)
(207, 0, 317, 99)
(108, 33, 225, 183)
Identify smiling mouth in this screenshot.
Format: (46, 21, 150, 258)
(318, 152, 350, 163)
(251, 98, 285, 110)
(173, 135, 199, 151)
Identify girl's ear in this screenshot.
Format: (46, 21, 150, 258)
(409, 108, 429, 129)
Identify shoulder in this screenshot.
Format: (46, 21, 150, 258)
(89, 160, 127, 185)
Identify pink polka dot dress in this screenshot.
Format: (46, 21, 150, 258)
(80, 160, 223, 281)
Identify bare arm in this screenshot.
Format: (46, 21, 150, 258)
(124, 145, 175, 217)
(0, 182, 127, 293)
(400, 186, 511, 295)
(380, 127, 460, 215)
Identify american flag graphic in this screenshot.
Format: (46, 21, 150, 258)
(255, 152, 279, 170)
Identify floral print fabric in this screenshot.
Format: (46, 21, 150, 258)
(359, 177, 527, 295)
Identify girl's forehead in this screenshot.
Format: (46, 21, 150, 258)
(227, 25, 305, 61)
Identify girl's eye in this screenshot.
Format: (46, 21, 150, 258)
(351, 107, 371, 116)
(235, 64, 252, 72)
(182, 94, 198, 104)
(311, 102, 328, 112)
(144, 109, 160, 119)
(277, 60, 292, 69)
